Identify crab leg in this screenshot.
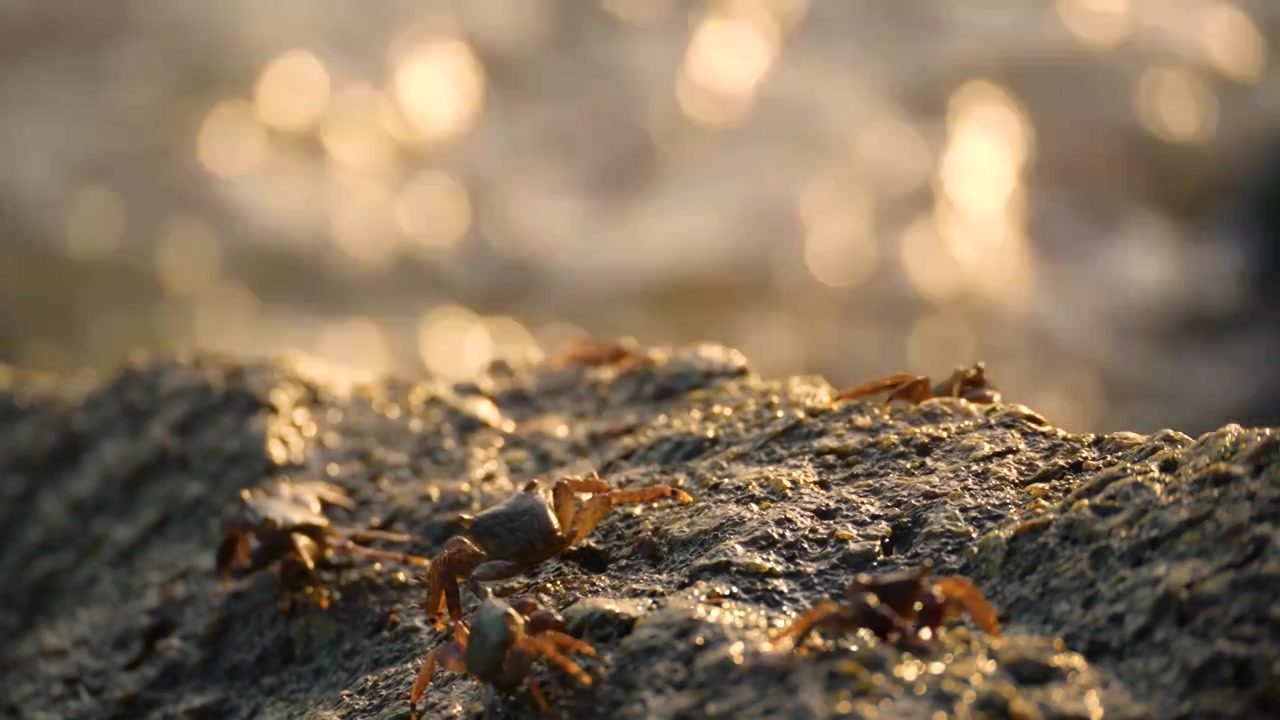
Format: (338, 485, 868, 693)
(409, 641, 468, 706)
(424, 537, 486, 629)
(540, 630, 597, 657)
(559, 473, 612, 494)
(568, 485, 692, 545)
(423, 566, 447, 625)
(275, 553, 324, 614)
(526, 678, 549, 711)
(291, 533, 321, 571)
(933, 576, 1002, 636)
(330, 526, 420, 544)
(610, 486, 693, 506)
(280, 480, 357, 510)
(518, 636, 593, 685)
(334, 539, 431, 567)
(834, 373, 932, 405)
(552, 478, 580, 531)
(274, 562, 296, 615)
(215, 530, 252, 584)
(766, 599, 844, 651)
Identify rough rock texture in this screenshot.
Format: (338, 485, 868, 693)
(0, 344, 1276, 720)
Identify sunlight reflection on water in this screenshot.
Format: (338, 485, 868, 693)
(2, 0, 1278, 434)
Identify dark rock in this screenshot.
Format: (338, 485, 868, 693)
(0, 343, 1274, 719)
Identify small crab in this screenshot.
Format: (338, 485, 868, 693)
(552, 336, 653, 372)
(409, 596, 595, 717)
(215, 479, 431, 612)
(767, 561, 1001, 653)
(424, 473, 692, 631)
(833, 362, 1001, 406)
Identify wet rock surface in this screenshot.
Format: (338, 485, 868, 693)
(0, 344, 1276, 720)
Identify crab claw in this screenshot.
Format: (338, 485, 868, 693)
(215, 529, 251, 585)
(933, 576, 1002, 636)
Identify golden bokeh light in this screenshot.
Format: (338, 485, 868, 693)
(797, 176, 877, 289)
(377, 92, 419, 146)
(905, 313, 977, 374)
(676, 4, 781, 129)
(483, 315, 543, 365)
(1055, 0, 1132, 50)
(929, 80, 1036, 309)
(849, 115, 933, 197)
(321, 84, 399, 174)
(601, 0, 675, 26)
(254, 49, 332, 132)
(534, 322, 591, 357)
(934, 202, 1035, 309)
(197, 99, 269, 178)
(64, 184, 125, 261)
(391, 38, 486, 146)
(329, 171, 399, 269)
(897, 215, 963, 302)
(1201, 2, 1266, 83)
(417, 304, 494, 381)
(1133, 65, 1219, 144)
(939, 80, 1033, 220)
(454, 0, 552, 57)
(316, 317, 394, 380)
(477, 180, 586, 259)
(759, 0, 812, 31)
(684, 8, 780, 98)
(395, 170, 472, 251)
(154, 215, 223, 296)
(233, 150, 330, 238)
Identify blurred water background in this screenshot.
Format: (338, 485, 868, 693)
(3, 0, 1280, 435)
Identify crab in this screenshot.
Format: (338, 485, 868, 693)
(552, 336, 653, 371)
(409, 596, 595, 717)
(215, 479, 431, 612)
(766, 561, 1002, 653)
(424, 473, 693, 631)
(833, 362, 1001, 406)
